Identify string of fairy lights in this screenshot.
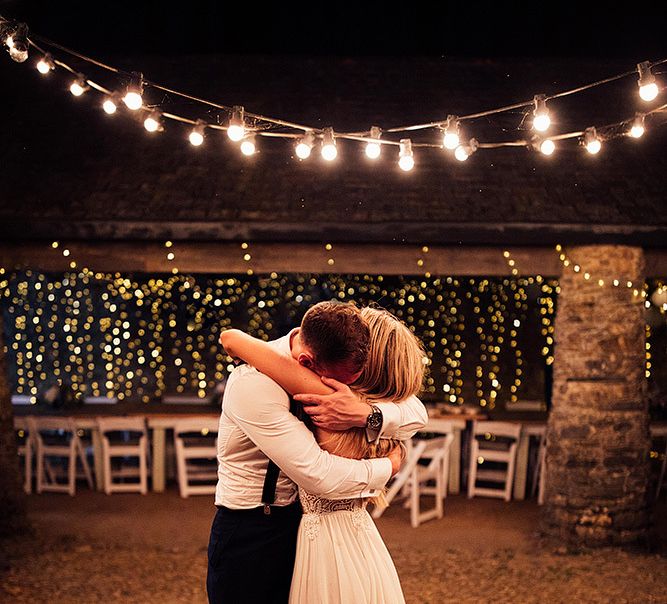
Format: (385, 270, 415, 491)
(1, 15, 667, 172)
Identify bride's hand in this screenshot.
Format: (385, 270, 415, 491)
(387, 445, 404, 477)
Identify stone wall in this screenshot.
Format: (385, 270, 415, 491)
(541, 245, 650, 547)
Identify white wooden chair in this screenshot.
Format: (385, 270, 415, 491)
(97, 417, 149, 494)
(468, 421, 521, 501)
(28, 416, 93, 496)
(531, 433, 547, 505)
(16, 418, 33, 494)
(173, 418, 219, 497)
(372, 424, 455, 527)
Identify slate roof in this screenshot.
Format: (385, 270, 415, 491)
(1, 54, 665, 245)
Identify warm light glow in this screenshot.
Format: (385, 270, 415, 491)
(540, 139, 555, 155)
(296, 141, 312, 159)
(398, 138, 414, 171)
(123, 91, 143, 111)
(189, 122, 205, 146)
(532, 95, 550, 132)
(9, 44, 28, 63)
(70, 79, 87, 97)
(637, 61, 659, 102)
(36, 55, 54, 74)
(365, 125, 382, 159)
(321, 127, 337, 161)
(227, 106, 245, 141)
(102, 98, 117, 115)
(584, 127, 601, 154)
(533, 113, 550, 132)
(144, 111, 162, 132)
(454, 145, 469, 161)
(639, 82, 659, 102)
(630, 114, 645, 138)
(443, 115, 460, 150)
(240, 135, 256, 156)
(228, 124, 245, 142)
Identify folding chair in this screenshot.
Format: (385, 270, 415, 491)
(97, 417, 149, 494)
(173, 418, 219, 497)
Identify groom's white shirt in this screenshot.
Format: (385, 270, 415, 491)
(215, 331, 428, 509)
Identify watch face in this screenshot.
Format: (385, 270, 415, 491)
(367, 407, 382, 430)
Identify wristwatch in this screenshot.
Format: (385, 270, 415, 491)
(365, 404, 383, 434)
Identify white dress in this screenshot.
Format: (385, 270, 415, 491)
(289, 488, 406, 604)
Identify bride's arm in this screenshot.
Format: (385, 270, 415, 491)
(219, 329, 333, 396)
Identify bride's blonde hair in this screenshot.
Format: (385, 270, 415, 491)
(317, 307, 426, 506)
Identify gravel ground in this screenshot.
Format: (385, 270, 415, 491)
(2, 491, 666, 603)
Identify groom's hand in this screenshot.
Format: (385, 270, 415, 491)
(294, 376, 369, 431)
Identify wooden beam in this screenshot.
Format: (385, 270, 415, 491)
(1, 242, 666, 276)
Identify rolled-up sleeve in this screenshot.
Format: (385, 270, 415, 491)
(224, 372, 391, 499)
(371, 395, 429, 442)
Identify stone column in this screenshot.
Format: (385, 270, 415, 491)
(541, 245, 650, 548)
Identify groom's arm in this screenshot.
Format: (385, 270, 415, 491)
(224, 371, 393, 500)
(294, 379, 428, 443)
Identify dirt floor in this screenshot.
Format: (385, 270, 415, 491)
(2, 490, 666, 603)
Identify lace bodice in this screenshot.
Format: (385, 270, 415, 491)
(298, 488, 371, 540)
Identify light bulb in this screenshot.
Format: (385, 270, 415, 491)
(629, 114, 645, 139)
(122, 72, 144, 110)
(321, 127, 337, 161)
(584, 127, 601, 154)
(36, 54, 54, 74)
(398, 138, 414, 171)
(240, 135, 256, 156)
(637, 61, 659, 102)
(70, 76, 88, 97)
(144, 111, 163, 133)
(123, 91, 143, 111)
(295, 132, 315, 159)
(5, 35, 13, 48)
(102, 97, 118, 115)
(189, 121, 206, 146)
(365, 126, 382, 159)
(454, 138, 479, 162)
(227, 106, 245, 141)
(540, 139, 555, 155)
(7, 24, 28, 63)
(443, 115, 460, 149)
(532, 95, 550, 132)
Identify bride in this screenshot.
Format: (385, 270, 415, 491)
(220, 306, 426, 604)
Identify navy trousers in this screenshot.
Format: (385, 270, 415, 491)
(206, 501, 303, 604)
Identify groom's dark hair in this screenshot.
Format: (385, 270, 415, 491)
(300, 301, 369, 377)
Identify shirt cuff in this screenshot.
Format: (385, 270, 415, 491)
(370, 402, 402, 441)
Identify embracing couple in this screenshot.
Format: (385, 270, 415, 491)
(207, 300, 428, 603)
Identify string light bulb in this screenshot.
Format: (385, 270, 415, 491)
(583, 127, 601, 154)
(539, 138, 555, 155)
(227, 106, 245, 142)
(36, 53, 55, 75)
(532, 94, 550, 132)
(454, 138, 478, 162)
(295, 131, 315, 159)
(443, 115, 460, 150)
(143, 110, 163, 133)
(637, 61, 659, 102)
(189, 120, 206, 146)
(240, 134, 256, 156)
(122, 72, 144, 111)
(321, 127, 337, 161)
(398, 138, 415, 171)
(365, 126, 382, 159)
(629, 113, 645, 139)
(7, 23, 28, 63)
(102, 95, 119, 115)
(69, 75, 88, 97)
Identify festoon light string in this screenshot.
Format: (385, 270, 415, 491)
(1, 14, 667, 172)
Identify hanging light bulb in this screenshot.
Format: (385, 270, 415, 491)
(398, 139, 415, 171)
(365, 126, 382, 159)
(321, 127, 337, 161)
(539, 138, 555, 155)
(189, 120, 206, 146)
(443, 115, 460, 150)
(122, 72, 144, 111)
(69, 74, 88, 97)
(143, 110, 163, 133)
(36, 53, 55, 75)
(240, 134, 257, 156)
(454, 138, 478, 162)
(6, 23, 28, 62)
(637, 61, 659, 102)
(532, 94, 551, 132)
(629, 113, 645, 139)
(227, 106, 245, 142)
(295, 131, 315, 159)
(102, 94, 119, 115)
(583, 127, 601, 154)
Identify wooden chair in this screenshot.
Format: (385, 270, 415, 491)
(97, 417, 149, 494)
(15, 418, 33, 494)
(468, 421, 521, 501)
(29, 416, 93, 496)
(531, 433, 547, 505)
(173, 418, 219, 498)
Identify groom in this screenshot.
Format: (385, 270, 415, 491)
(207, 301, 427, 604)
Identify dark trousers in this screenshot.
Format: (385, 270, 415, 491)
(206, 501, 303, 604)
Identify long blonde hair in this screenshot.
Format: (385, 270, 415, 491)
(317, 307, 426, 504)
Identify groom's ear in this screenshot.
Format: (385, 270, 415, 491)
(297, 352, 315, 370)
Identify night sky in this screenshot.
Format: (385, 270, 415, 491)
(1, 0, 665, 58)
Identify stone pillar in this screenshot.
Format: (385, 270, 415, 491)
(541, 245, 650, 548)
